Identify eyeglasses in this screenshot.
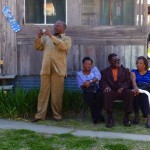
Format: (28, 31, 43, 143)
(112, 59, 120, 64)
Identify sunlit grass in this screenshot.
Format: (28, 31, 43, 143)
(0, 129, 150, 150)
(33, 108, 150, 135)
(0, 87, 150, 135)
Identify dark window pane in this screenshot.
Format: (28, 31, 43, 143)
(46, 0, 66, 24)
(25, 0, 44, 23)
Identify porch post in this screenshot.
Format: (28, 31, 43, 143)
(143, 0, 148, 26)
(110, 0, 113, 25)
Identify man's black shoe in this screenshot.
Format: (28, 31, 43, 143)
(106, 118, 114, 128)
(93, 119, 99, 124)
(99, 115, 105, 122)
(93, 115, 105, 124)
(133, 114, 139, 125)
(123, 117, 131, 127)
(53, 118, 62, 122)
(31, 118, 43, 122)
(146, 121, 150, 128)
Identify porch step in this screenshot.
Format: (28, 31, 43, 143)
(0, 85, 14, 90)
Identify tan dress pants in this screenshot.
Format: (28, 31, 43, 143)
(35, 73, 64, 120)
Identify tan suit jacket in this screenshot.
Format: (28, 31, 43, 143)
(34, 33, 71, 76)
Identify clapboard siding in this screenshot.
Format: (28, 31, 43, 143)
(67, 44, 146, 73)
(0, 0, 149, 76)
(16, 25, 148, 75)
(0, 0, 17, 75)
(17, 44, 42, 75)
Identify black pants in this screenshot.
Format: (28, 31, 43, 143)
(83, 90, 104, 122)
(133, 93, 150, 117)
(103, 89, 133, 116)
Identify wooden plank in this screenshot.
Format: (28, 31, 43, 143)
(1, 0, 7, 75)
(143, 0, 148, 26)
(1, 0, 17, 75)
(131, 46, 140, 69)
(134, 0, 138, 25)
(73, 38, 147, 45)
(124, 45, 132, 69)
(0, 85, 14, 90)
(67, 0, 81, 25)
(0, 75, 16, 79)
(67, 45, 80, 74)
(17, 45, 30, 75)
(29, 45, 42, 75)
(17, 26, 149, 40)
(113, 45, 125, 66)
(17, 44, 43, 75)
(96, 45, 108, 70)
(17, 37, 147, 46)
(16, 0, 24, 25)
(110, 0, 113, 25)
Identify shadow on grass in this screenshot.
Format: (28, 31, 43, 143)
(104, 143, 129, 150)
(35, 107, 150, 135)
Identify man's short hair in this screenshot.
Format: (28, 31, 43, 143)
(108, 53, 117, 62)
(56, 20, 67, 29)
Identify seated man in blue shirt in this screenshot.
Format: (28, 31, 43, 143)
(76, 57, 105, 124)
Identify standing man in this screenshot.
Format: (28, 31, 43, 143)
(32, 20, 72, 122)
(101, 53, 133, 128)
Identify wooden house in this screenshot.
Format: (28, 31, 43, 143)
(0, 0, 149, 89)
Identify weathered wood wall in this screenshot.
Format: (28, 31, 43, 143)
(17, 25, 148, 75)
(67, 26, 148, 73)
(0, 0, 17, 75)
(0, 0, 149, 76)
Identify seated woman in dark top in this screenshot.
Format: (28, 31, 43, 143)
(131, 56, 150, 128)
(76, 57, 105, 124)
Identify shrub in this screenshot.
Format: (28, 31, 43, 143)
(0, 88, 83, 118)
(104, 144, 130, 150)
(62, 89, 83, 114)
(0, 88, 38, 118)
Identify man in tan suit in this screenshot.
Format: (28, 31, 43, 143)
(32, 20, 72, 122)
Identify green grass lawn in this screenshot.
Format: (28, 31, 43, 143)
(0, 129, 150, 150)
(28, 108, 150, 135)
(1, 88, 150, 149)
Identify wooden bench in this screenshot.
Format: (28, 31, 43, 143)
(0, 75, 16, 91)
(0, 85, 14, 90)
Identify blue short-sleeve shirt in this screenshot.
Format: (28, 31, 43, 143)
(131, 69, 150, 84)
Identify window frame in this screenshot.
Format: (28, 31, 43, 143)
(24, 0, 68, 25)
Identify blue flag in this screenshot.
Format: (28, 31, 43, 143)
(2, 5, 21, 32)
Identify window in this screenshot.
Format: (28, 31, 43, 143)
(25, 0, 66, 24)
(82, 0, 100, 25)
(82, 0, 134, 26)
